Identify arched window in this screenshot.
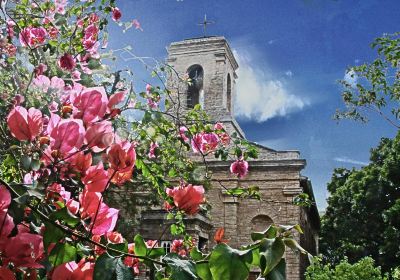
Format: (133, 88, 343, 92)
(227, 74, 231, 112)
(187, 65, 204, 109)
(251, 215, 273, 232)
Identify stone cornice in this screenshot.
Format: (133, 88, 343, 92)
(204, 159, 306, 170)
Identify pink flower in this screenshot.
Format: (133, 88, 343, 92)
(32, 75, 65, 93)
(6, 20, 16, 38)
(106, 231, 123, 243)
(191, 132, 219, 154)
(7, 106, 43, 141)
(4, 232, 44, 268)
(19, 27, 47, 48)
(82, 163, 109, 192)
(124, 243, 140, 274)
(230, 159, 249, 179)
(179, 126, 189, 142)
(0, 212, 14, 250)
(0, 185, 11, 211)
(170, 239, 187, 257)
(48, 118, 85, 158)
(85, 121, 114, 152)
(145, 84, 152, 92)
(90, 203, 119, 235)
(148, 142, 158, 159)
(0, 267, 16, 280)
(132, 19, 143, 31)
(58, 53, 76, 71)
(52, 259, 94, 280)
(47, 183, 71, 202)
(146, 240, 158, 248)
(214, 122, 224, 130)
(73, 86, 108, 124)
(166, 184, 205, 215)
(66, 199, 79, 215)
(107, 91, 126, 112)
(111, 7, 122, 21)
(55, 0, 68, 15)
(79, 189, 102, 218)
(82, 24, 99, 51)
(218, 132, 230, 146)
(108, 141, 136, 172)
(67, 152, 92, 174)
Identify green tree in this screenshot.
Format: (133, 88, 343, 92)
(320, 133, 400, 272)
(305, 257, 387, 280)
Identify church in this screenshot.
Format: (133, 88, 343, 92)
(136, 36, 320, 280)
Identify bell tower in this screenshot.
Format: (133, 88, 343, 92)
(166, 36, 245, 137)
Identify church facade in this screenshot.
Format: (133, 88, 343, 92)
(138, 36, 320, 280)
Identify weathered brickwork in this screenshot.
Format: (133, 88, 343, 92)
(134, 36, 320, 280)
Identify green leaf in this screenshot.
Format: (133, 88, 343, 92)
(283, 238, 307, 254)
(108, 241, 128, 257)
(190, 247, 203, 261)
(94, 254, 116, 280)
(49, 207, 80, 227)
(21, 155, 31, 170)
(43, 222, 65, 250)
(148, 247, 166, 259)
(195, 262, 212, 280)
(209, 244, 251, 280)
(259, 238, 285, 276)
(133, 234, 147, 257)
(251, 225, 278, 241)
(163, 253, 199, 280)
(48, 242, 77, 267)
(116, 258, 134, 280)
(265, 258, 286, 280)
(31, 159, 41, 171)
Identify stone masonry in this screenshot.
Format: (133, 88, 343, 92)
(137, 36, 320, 280)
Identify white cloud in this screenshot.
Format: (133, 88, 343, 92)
(285, 70, 293, 77)
(343, 69, 358, 88)
(233, 50, 307, 123)
(334, 156, 368, 166)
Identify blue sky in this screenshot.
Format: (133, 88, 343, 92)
(107, 0, 400, 209)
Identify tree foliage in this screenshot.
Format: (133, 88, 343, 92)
(320, 133, 400, 272)
(336, 32, 400, 128)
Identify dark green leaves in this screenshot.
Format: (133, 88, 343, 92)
(49, 207, 80, 227)
(209, 244, 252, 280)
(163, 253, 199, 280)
(93, 254, 134, 280)
(48, 242, 77, 267)
(259, 238, 285, 276)
(133, 234, 147, 257)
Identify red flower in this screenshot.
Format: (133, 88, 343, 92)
(214, 228, 228, 244)
(52, 259, 94, 280)
(7, 106, 43, 141)
(230, 159, 249, 179)
(4, 232, 44, 268)
(19, 27, 47, 47)
(191, 132, 219, 154)
(166, 184, 205, 215)
(67, 151, 92, 174)
(58, 53, 76, 71)
(108, 141, 136, 172)
(112, 7, 122, 21)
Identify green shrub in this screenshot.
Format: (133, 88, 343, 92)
(305, 257, 387, 280)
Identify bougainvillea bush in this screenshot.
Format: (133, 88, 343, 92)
(0, 1, 309, 279)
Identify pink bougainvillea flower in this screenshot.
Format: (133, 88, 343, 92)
(124, 243, 140, 274)
(218, 132, 230, 146)
(19, 27, 47, 47)
(6, 19, 16, 38)
(107, 90, 126, 112)
(90, 203, 119, 236)
(79, 189, 102, 218)
(46, 183, 71, 202)
(170, 239, 187, 257)
(52, 259, 94, 280)
(148, 142, 158, 159)
(230, 159, 249, 179)
(106, 231, 124, 244)
(0, 266, 16, 280)
(49, 118, 85, 158)
(82, 24, 99, 51)
(132, 19, 143, 31)
(166, 184, 205, 215)
(58, 53, 76, 71)
(34, 63, 47, 77)
(73, 86, 108, 124)
(191, 132, 219, 154)
(92, 234, 106, 255)
(66, 199, 79, 215)
(55, 0, 68, 15)
(84, 121, 114, 152)
(214, 122, 224, 130)
(66, 151, 92, 174)
(32, 75, 65, 93)
(109, 168, 132, 186)
(179, 126, 189, 142)
(0, 212, 14, 250)
(7, 106, 43, 141)
(48, 26, 59, 39)
(108, 141, 136, 172)
(111, 7, 122, 21)
(0, 185, 11, 211)
(82, 162, 109, 193)
(4, 232, 44, 268)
